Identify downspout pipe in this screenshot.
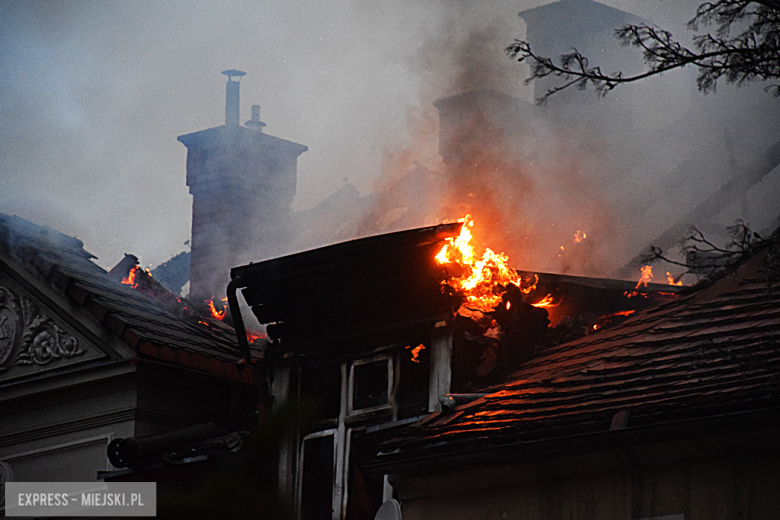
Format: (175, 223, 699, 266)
(226, 278, 250, 366)
(227, 277, 275, 404)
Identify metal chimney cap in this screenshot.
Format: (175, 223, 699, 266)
(222, 69, 246, 81)
(245, 104, 267, 131)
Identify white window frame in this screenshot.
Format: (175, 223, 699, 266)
(296, 429, 340, 520)
(295, 352, 399, 520)
(347, 355, 394, 416)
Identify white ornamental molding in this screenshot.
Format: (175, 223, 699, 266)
(0, 286, 84, 371)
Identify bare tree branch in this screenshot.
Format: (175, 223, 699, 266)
(507, 1, 780, 103)
(640, 221, 776, 280)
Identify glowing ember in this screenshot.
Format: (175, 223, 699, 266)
(574, 230, 587, 243)
(635, 265, 653, 289)
(121, 266, 140, 286)
(592, 310, 635, 331)
(405, 343, 426, 363)
(530, 294, 558, 308)
(247, 330, 267, 343)
(436, 215, 536, 312)
(666, 272, 683, 286)
(206, 296, 228, 320)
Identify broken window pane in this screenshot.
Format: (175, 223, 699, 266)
(352, 360, 389, 411)
(300, 434, 335, 520)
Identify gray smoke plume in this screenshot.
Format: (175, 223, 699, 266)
(2, 0, 778, 283)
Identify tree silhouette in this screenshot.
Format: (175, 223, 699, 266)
(507, 0, 780, 103)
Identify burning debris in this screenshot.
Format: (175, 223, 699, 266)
(227, 218, 683, 384)
(108, 253, 140, 283)
(246, 330, 267, 343)
(435, 215, 538, 312)
(120, 266, 139, 286)
(624, 265, 662, 298)
(432, 216, 552, 385)
(530, 293, 559, 308)
(591, 310, 635, 332)
(120, 265, 149, 287)
(108, 255, 267, 348)
(206, 296, 229, 321)
(433, 217, 683, 390)
(667, 272, 684, 286)
(635, 265, 653, 289)
(406, 343, 426, 363)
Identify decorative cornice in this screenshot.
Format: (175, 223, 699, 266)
(0, 285, 84, 371)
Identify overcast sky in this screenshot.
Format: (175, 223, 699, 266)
(1, 0, 775, 276)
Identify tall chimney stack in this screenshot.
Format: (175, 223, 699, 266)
(222, 69, 245, 126)
(178, 70, 308, 303)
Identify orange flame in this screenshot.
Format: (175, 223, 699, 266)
(121, 266, 140, 286)
(206, 296, 228, 320)
(666, 272, 683, 286)
(530, 294, 558, 308)
(574, 230, 587, 243)
(247, 330, 267, 343)
(405, 343, 426, 363)
(592, 310, 635, 331)
(635, 265, 653, 289)
(436, 215, 536, 312)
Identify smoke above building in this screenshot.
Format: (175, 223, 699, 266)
(1, 0, 779, 287)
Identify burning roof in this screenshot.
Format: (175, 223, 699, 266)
(0, 213, 259, 382)
(371, 244, 780, 473)
(228, 222, 464, 355)
(228, 217, 682, 376)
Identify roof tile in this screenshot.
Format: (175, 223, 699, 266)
(380, 245, 780, 460)
(0, 213, 261, 376)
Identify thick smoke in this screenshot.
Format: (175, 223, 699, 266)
(2, 1, 778, 283)
(354, 0, 780, 280)
(350, 2, 626, 277)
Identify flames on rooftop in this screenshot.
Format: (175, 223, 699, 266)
(435, 215, 538, 312)
(228, 216, 682, 381)
(421, 216, 682, 388)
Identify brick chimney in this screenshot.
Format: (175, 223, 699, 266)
(178, 71, 308, 303)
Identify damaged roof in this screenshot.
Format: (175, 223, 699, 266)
(375, 244, 780, 471)
(230, 222, 463, 350)
(0, 213, 260, 383)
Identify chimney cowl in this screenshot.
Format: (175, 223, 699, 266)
(222, 69, 246, 81)
(245, 105, 266, 132)
(222, 69, 246, 126)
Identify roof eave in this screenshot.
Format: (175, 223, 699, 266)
(368, 404, 780, 479)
